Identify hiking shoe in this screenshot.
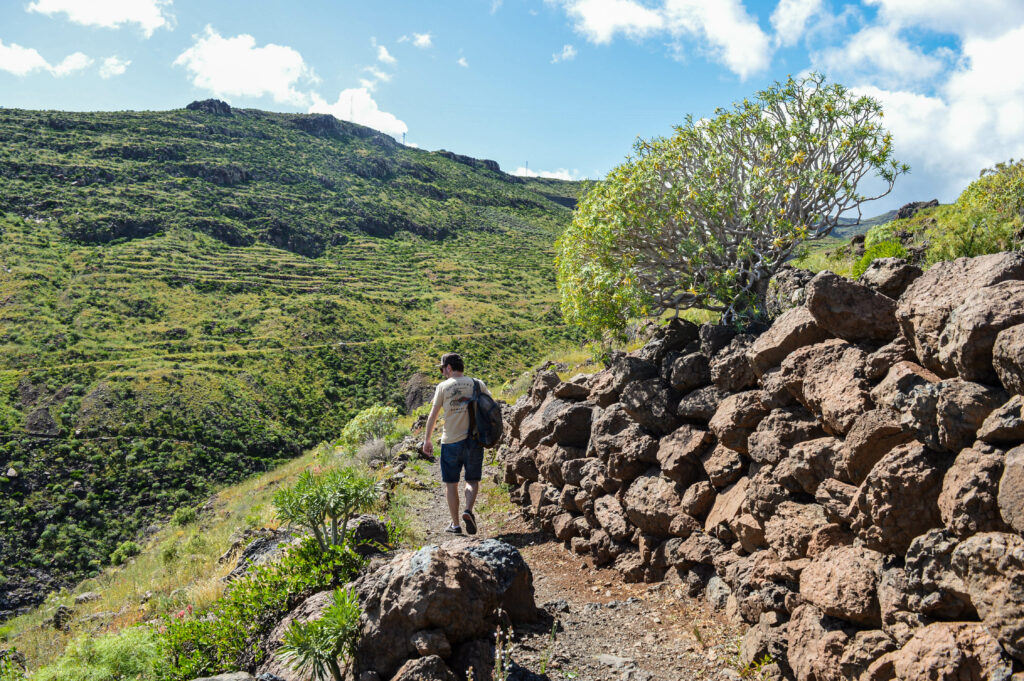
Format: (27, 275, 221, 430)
(462, 509, 478, 535)
(445, 523, 462, 534)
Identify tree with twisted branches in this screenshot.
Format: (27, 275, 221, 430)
(557, 73, 908, 333)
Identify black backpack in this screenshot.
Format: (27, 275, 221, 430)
(466, 379, 503, 448)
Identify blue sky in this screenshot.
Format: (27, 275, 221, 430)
(2, 0, 1024, 214)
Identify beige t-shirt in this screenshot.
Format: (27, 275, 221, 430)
(432, 376, 491, 444)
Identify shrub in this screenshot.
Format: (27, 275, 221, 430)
(172, 506, 198, 526)
(32, 627, 166, 681)
(272, 467, 379, 552)
(851, 240, 908, 278)
(336, 405, 400, 454)
(109, 540, 141, 566)
(355, 438, 388, 466)
(276, 587, 361, 681)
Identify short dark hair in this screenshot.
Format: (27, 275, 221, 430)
(440, 352, 464, 373)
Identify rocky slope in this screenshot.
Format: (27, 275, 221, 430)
(500, 251, 1024, 680)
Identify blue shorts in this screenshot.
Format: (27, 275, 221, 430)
(440, 438, 484, 483)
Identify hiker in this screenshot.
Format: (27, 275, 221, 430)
(423, 352, 492, 535)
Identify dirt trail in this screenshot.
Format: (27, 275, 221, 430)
(409, 455, 746, 681)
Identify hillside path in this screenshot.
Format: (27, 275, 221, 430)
(409, 455, 746, 681)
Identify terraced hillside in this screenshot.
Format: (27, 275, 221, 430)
(0, 103, 581, 615)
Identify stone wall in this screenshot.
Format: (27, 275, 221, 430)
(500, 252, 1024, 680)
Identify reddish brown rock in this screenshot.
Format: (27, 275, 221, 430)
(668, 352, 711, 393)
(676, 385, 729, 421)
(764, 501, 828, 561)
(937, 279, 1024, 382)
(390, 655, 458, 681)
(806, 523, 854, 558)
(747, 307, 831, 377)
(870, 361, 941, 412)
(866, 622, 1013, 681)
(999, 445, 1024, 533)
(799, 545, 885, 626)
(979, 394, 1024, 444)
(759, 366, 798, 410)
(680, 480, 715, 519)
(585, 369, 619, 407)
(851, 442, 945, 555)
(993, 323, 1024, 395)
(775, 437, 842, 495)
(535, 444, 585, 487)
(621, 468, 690, 537)
(938, 444, 1009, 537)
(553, 380, 590, 401)
(814, 478, 857, 524)
(700, 444, 746, 488)
(787, 604, 852, 681)
(710, 334, 758, 392)
(747, 407, 826, 465)
(896, 252, 1024, 377)
(952, 532, 1024, 662)
(859, 257, 922, 299)
(705, 477, 749, 535)
(608, 354, 658, 392)
(656, 423, 712, 485)
(593, 495, 632, 541)
(637, 317, 700, 364)
(552, 513, 577, 541)
(904, 529, 975, 620)
(586, 404, 659, 483)
(839, 630, 898, 681)
(900, 378, 1006, 453)
(620, 377, 680, 436)
(780, 339, 873, 435)
(840, 409, 916, 484)
(865, 335, 917, 381)
(709, 391, 769, 453)
(806, 270, 900, 344)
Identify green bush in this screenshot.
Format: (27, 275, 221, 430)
(276, 587, 361, 681)
(171, 506, 198, 526)
(109, 540, 141, 566)
(336, 405, 400, 454)
(273, 468, 379, 552)
(32, 627, 166, 681)
(162, 537, 363, 680)
(852, 240, 909, 278)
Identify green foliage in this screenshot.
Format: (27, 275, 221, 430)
(273, 467, 379, 552)
(852, 240, 908, 278)
(0, 649, 25, 681)
(276, 587, 361, 681)
(162, 536, 362, 680)
(32, 627, 166, 681)
(171, 507, 198, 527)
(109, 540, 141, 566)
(557, 73, 906, 332)
(336, 405, 400, 454)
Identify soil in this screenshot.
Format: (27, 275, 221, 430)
(408, 454, 749, 681)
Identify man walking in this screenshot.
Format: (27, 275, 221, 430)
(423, 352, 491, 535)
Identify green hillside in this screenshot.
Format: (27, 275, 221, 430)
(0, 102, 581, 616)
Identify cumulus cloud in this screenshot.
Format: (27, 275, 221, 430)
(0, 39, 92, 77)
(863, 0, 1024, 38)
(552, 0, 770, 79)
(551, 44, 578, 63)
(771, 0, 822, 46)
(99, 55, 130, 78)
(412, 33, 432, 48)
(457, 56, 469, 67)
(513, 166, 580, 180)
(377, 45, 396, 64)
(27, 0, 173, 37)
(174, 26, 316, 105)
(813, 24, 949, 88)
(309, 88, 408, 139)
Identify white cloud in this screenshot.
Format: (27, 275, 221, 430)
(491, 0, 503, 13)
(0, 39, 93, 77)
(363, 66, 392, 83)
(771, 0, 822, 46)
(863, 0, 1024, 38)
(553, 0, 770, 78)
(99, 55, 130, 78)
(309, 88, 408, 139)
(412, 33, 432, 48)
(813, 24, 948, 88)
(174, 26, 316, 105)
(559, 0, 664, 44)
(457, 56, 469, 67)
(551, 44, 578, 63)
(50, 52, 93, 76)
(377, 45, 396, 64)
(513, 166, 580, 180)
(27, 0, 173, 37)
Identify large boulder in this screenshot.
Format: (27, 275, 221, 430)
(840, 409, 915, 484)
(938, 443, 1009, 537)
(850, 442, 945, 555)
(517, 396, 575, 449)
(993, 323, 1024, 394)
(859, 257, 923, 299)
(903, 529, 975, 620)
(764, 501, 828, 561)
(786, 603, 852, 681)
(709, 391, 769, 454)
(621, 468, 694, 537)
(656, 423, 711, 485)
(668, 352, 711, 393)
(895, 252, 1024, 377)
(867, 622, 1014, 681)
(608, 354, 658, 393)
(593, 495, 633, 541)
(936, 279, 1024, 382)
(780, 339, 873, 435)
(535, 445, 585, 488)
(746, 406, 826, 465)
(978, 394, 1024, 444)
(865, 335, 917, 381)
(774, 437, 842, 495)
(700, 444, 746, 489)
(806, 271, 900, 344)
(870, 361, 940, 413)
(676, 385, 729, 421)
(620, 377, 680, 435)
(951, 532, 1024, 662)
(586, 404, 658, 483)
(900, 378, 1005, 453)
(349, 540, 536, 679)
(709, 334, 758, 392)
(747, 307, 832, 377)
(999, 444, 1024, 533)
(636, 317, 700, 365)
(800, 545, 885, 627)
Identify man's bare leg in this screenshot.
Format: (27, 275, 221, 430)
(446, 482, 461, 527)
(464, 480, 480, 513)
